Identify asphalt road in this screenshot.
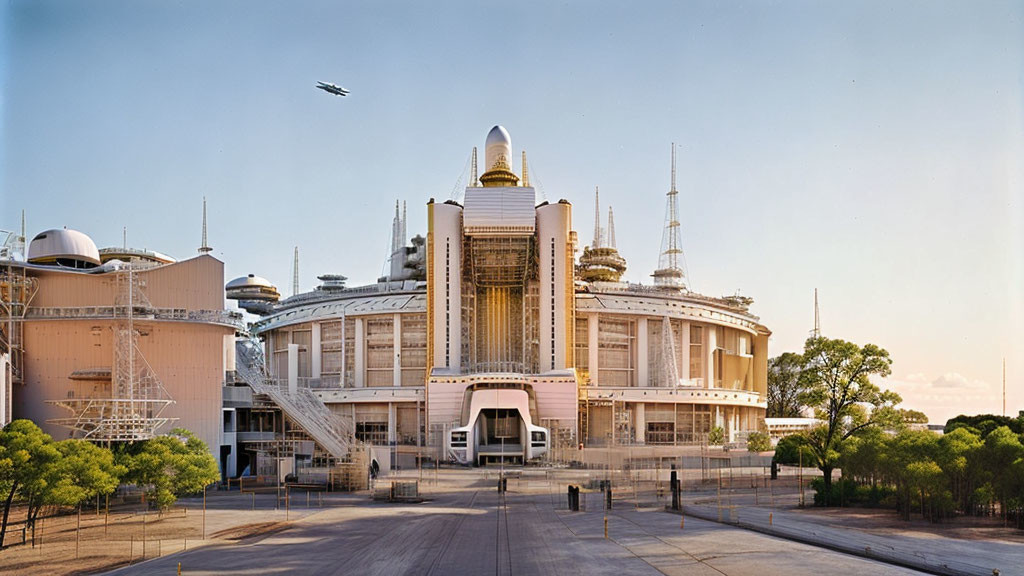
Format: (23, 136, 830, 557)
(108, 480, 926, 576)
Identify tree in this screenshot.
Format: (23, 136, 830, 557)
(746, 431, 771, 452)
(121, 428, 219, 510)
(797, 336, 901, 503)
(898, 409, 929, 425)
(772, 434, 816, 466)
(767, 352, 805, 418)
(0, 420, 60, 547)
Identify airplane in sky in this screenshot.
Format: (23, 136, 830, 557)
(316, 81, 349, 96)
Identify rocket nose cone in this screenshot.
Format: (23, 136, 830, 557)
(486, 125, 511, 147)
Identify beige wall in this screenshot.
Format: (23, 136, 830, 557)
(16, 319, 230, 454)
(29, 255, 225, 310)
(16, 255, 232, 455)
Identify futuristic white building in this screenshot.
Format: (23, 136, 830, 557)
(246, 126, 771, 468)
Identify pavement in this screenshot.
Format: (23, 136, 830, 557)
(106, 470, 934, 576)
(682, 485, 1022, 576)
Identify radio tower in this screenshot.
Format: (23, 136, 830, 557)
(292, 246, 299, 297)
(653, 143, 686, 289)
(198, 197, 212, 254)
(812, 288, 821, 338)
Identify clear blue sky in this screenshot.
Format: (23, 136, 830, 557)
(3, 0, 1021, 423)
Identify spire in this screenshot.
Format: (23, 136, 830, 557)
(470, 147, 478, 187)
(592, 187, 603, 249)
(653, 143, 686, 289)
(607, 206, 616, 249)
(391, 200, 401, 253)
(292, 246, 300, 297)
(812, 288, 821, 338)
(521, 150, 529, 187)
(479, 126, 519, 187)
(198, 197, 212, 254)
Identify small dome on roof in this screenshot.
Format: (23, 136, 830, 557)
(226, 274, 280, 305)
(226, 274, 275, 290)
(27, 228, 101, 268)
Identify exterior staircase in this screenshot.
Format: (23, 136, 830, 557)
(234, 339, 355, 462)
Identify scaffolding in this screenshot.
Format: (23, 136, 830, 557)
(1, 262, 38, 386)
(47, 266, 176, 441)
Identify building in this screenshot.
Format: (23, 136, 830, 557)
(244, 126, 771, 469)
(0, 227, 241, 474)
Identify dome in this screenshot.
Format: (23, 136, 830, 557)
(27, 228, 101, 268)
(226, 274, 275, 290)
(226, 274, 280, 303)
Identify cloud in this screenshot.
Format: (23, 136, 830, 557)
(904, 373, 929, 383)
(931, 372, 990, 390)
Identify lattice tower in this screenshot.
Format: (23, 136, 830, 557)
(653, 143, 686, 289)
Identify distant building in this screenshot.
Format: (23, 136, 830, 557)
(243, 126, 772, 470)
(1, 228, 241, 473)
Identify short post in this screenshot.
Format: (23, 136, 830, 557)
(178, 561, 182, 575)
(104, 494, 109, 535)
(769, 512, 773, 526)
(76, 505, 82, 559)
(670, 468, 679, 511)
(680, 513, 684, 529)
(603, 516, 608, 539)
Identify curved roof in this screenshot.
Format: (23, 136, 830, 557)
(27, 228, 101, 266)
(226, 274, 276, 290)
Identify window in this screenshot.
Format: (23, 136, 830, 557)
(689, 325, 703, 381)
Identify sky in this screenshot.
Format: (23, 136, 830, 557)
(2, 0, 1021, 424)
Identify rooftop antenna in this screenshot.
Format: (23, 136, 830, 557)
(812, 288, 821, 338)
(653, 143, 686, 289)
(521, 150, 529, 187)
(292, 246, 299, 297)
(198, 197, 212, 254)
(470, 147, 478, 187)
(607, 206, 617, 249)
(592, 186, 602, 249)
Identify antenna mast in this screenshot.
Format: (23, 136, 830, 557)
(470, 147, 478, 187)
(292, 246, 299, 297)
(198, 197, 212, 254)
(592, 186, 602, 248)
(812, 288, 821, 338)
(608, 206, 617, 249)
(653, 143, 686, 289)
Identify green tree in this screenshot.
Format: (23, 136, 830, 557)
(898, 409, 929, 425)
(797, 336, 901, 503)
(935, 427, 983, 514)
(0, 420, 60, 547)
(746, 431, 771, 452)
(707, 426, 724, 446)
(977, 426, 1024, 522)
(772, 434, 816, 466)
(122, 429, 219, 510)
(767, 352, 806, 418)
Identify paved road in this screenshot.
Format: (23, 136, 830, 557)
(109, 485, 925, 576)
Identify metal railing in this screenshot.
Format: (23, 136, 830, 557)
(26, 305, 244, 328)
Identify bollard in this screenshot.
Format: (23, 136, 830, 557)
(178, 561, 182, 575)
(670, 469, 679, 511)
(604, 516, 608, 539)
(769, 512, 773, 526)
(680, 514, 684, 530)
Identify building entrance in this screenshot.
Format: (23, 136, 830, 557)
(476, 408, 523, 465)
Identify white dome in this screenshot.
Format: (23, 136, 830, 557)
(226, 274, 275, 290)
(27, 228, 101, 267)
(484, 125, 512, 172)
